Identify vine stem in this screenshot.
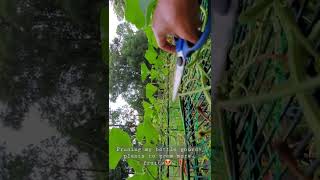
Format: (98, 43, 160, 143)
(178, 86, 211, 97)
(218, 75, 320, 107)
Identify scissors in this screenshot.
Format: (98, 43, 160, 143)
(172, 1, 212, 101)
(172, 0, 237, 101)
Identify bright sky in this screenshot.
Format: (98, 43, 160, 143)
(109, 95, 128, 110)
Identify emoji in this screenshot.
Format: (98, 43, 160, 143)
(164, 159, 171, 166)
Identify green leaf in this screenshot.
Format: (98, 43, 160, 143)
(100, 7, 108, 64)
(136, 124, 145, 143)
(139, 0, 157, 26)
(144, 26, 158, 48)
(128, 174, 153, 180)
(145, 46, 158, 64)
(127, 159, 144, 174)
(150, 69, 158, 80)
(146, 0, 157, 25)
(143, 119, 160, 147)
(139, 0, 151, 15)
(147, 165, 158, 178)
(146, 83, 158, 99)
(109, 128, 132, 169)
(143, 101, 153, 109)
(148, 96, 156, 104)
(125, 0, 145, 28)
(143, 101, 154, 120)
(141, 63, 150, 81)
(153, 52, 165, 67)
(136, 118, 159, 146)
(162, 68, 169, 76)
(153, 102, 161, 112)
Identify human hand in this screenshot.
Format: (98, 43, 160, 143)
(152, 0, 201, 53)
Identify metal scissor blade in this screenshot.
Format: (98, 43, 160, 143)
(172, 56, 186, 101)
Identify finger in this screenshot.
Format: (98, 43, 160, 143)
(174, 12, 201, 44)
(156, 34, 176, 53)
(177, 27, 201, 44)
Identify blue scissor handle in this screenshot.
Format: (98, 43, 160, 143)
(175, 5, 211, 59)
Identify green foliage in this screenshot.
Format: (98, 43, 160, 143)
(108, 0, 201, 179)
(128, 174, 153, 180)
(144, 26, 158, 48)
(145, 83, 157, 99)
(136, 118, 159, 147)
(0, 0, 108, 179)
(150, 69, 159, 80)
(127, 159, 144, 174)
(124, 0, 145, 28)
(145, 45, 158, 64)
(110, 0, 125, 20)
(109, 128, 132, 169)
(139, 0, 152, 16)
(109, 28, 148, 113)
(140, 63, 150, 81)
(139, 0, 157, 25)
(147, 165, 158, 178)
(142, 101, 154, 120)
(124, 0, 156, 28)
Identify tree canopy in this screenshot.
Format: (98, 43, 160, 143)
(109, 22, 149, 114)
(0, 0, 107, 179)
(110, 0, 125, 20)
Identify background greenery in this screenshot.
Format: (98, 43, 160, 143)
(0, 0, 108, 179)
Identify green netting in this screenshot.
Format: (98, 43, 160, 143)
(218, 0, 320, 179)
(158, 0, 212, 179)
(161, 0, 320, 179)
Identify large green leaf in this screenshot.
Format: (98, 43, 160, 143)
(136, 118, 159, 147)
(139, 0, 151, 14)
(142, 101, 154, 120)
(145, 46, 158, 64)
(150, 69, 159, 80)
(139, 0, 157, 26)
(141, 63, 150, 81)
(147, 165, 158, 178)
(148, 96, 156, 104)
(109, 128, 132, 169)
(136, 124, 146, 143)
(125, 0, 145, 28)
(143, 119, 160, 147)
(127, 159, 144, 174)
(100, 7, 108, 64)
(146, 83, 158, 99)
(146, 0, 157, 25)
(144, 26, 158, 48)
(152, 52, 165, 68)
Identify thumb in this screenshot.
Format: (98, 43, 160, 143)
(155, 33, 176, 53)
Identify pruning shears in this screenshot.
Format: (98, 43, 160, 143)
(172, 0, 238, 101)
(172, 1, 212, 101)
